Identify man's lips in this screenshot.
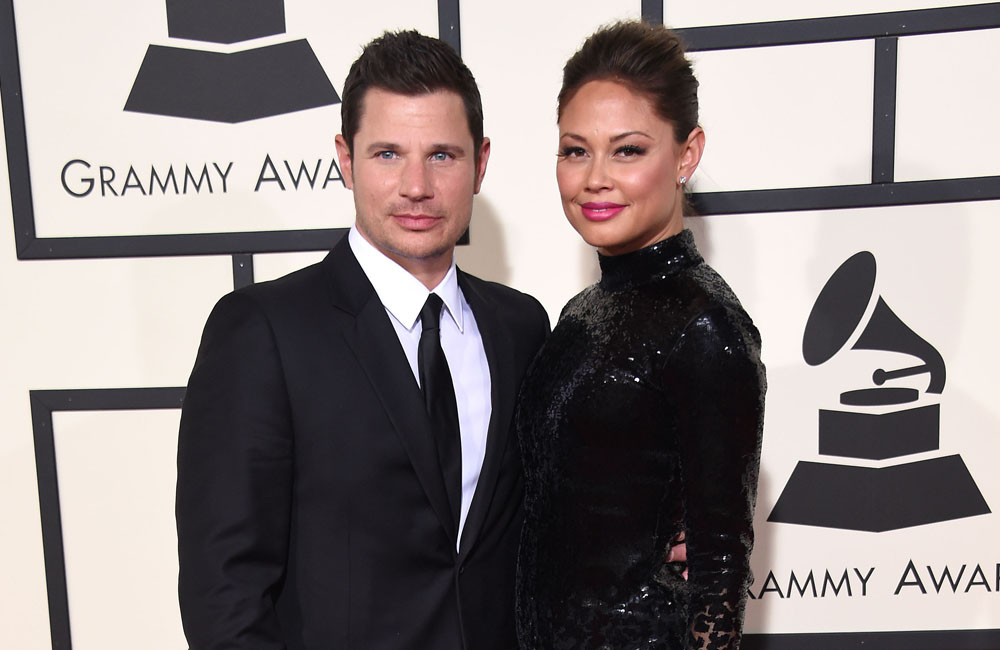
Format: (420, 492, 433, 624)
(392, 213, 443, 229)
(580, 202, 625, 221)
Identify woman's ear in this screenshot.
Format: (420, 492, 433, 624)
(678, 126, 705, 182)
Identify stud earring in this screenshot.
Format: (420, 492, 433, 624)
(678, 175, 688, 185)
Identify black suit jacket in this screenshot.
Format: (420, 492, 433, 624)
(177, 237, 549, 650)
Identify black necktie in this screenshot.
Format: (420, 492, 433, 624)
(418, 293, 462, 530)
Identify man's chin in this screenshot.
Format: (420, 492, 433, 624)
(388, 226, 465, 259)
(391, 243, 456, 262)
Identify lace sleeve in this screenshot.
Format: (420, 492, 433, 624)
(662, 306, 766, 650)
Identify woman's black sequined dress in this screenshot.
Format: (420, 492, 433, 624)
(516, 230, 765, 650)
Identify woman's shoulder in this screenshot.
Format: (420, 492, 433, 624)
(676, 262, 755, 325)
(634, 263, 762, 370)
(553, 281, 608, 322)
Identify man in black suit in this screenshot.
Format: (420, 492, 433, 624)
(176, 31, 549, 650)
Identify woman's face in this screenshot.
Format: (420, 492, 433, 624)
(556, 79, 703, 256)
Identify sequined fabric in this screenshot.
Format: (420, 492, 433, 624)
(516, 229, 765, 650)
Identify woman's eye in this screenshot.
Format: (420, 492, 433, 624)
(616, 144, 645, 157)
(558, 147, 586, 158)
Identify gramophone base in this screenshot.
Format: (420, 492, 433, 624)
(818, 403, 939, 460)
(125, 39, 339, 123)
(768, 454, 990, 532)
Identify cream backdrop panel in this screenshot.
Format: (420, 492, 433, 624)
(691, 40, 874, 192)
(14, 0, 437, 238)
(54, 410, 186, 650)
(3, 1, 1000, 649)
(691, 204, 1000, 633)
(895, 27, 1000, 180)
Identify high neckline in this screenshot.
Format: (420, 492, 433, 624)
(598, 229, 702, 291)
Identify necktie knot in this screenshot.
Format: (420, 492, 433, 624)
(420, 293, 444, 332)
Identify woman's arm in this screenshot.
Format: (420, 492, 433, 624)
(665, 306, 766, 650)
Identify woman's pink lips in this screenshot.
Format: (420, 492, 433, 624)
(580, 202, 625, 221)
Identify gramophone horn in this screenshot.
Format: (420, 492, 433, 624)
(853, 297, 946, 394)
(803, 251, 947, 394)
(803, 252, 877, 366)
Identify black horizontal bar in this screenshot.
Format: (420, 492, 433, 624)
(743, 627, 1000, 650)
(676, 3, 1000, 51)
(17, 227, 348, 260)
(30, 387, 186, 412)
(690, 175, 1000, 216)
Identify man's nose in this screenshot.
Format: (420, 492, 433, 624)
(400, 159, 433, 200)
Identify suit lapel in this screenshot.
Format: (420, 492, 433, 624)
(323, 240, 458, 541)
(458, 273, 518, 556)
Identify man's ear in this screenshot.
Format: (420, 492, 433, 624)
(473, 137, 491, 194)
(334, 134, 354, 190)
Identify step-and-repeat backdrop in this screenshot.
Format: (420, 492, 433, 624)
(2, 1, 998, 648)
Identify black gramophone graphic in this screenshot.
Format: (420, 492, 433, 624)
(768, 251, 990, 532)
(125, 0, 339, 123)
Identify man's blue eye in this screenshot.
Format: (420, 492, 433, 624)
(378, 151, 396, 159)
(431, 152, 450, 161)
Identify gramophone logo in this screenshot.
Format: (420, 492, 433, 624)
(125, 0, 339, 123)
(769, 251, 990, 532)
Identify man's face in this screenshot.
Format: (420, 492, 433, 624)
(335, 88, 490, 280)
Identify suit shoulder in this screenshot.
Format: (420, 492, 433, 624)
(461, 273, 546, 313)
(459, 272, 550, 339)
(212, 257, 329, 319)
(240, 257, 327, 299)
(196, 258, 331, 349)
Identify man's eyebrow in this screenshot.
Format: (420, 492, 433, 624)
(431, 143, 467, 156)
(365, 141, 399, 153)
(363, 142, 468, 156)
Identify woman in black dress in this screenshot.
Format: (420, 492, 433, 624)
(516, 22, 766, 650)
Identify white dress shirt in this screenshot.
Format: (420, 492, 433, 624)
(348, 226, 492, 549)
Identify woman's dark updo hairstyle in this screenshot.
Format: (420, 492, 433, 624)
(558, 21, 699, 144)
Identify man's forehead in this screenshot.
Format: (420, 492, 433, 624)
(355, 87, 472, 141)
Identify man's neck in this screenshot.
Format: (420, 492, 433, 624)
(354, 228, 454, 290)
(383, 250, 452, 290)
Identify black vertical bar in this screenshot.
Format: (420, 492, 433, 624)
(1, 0, 38, 258)
(233, 253, 253, 289)
(232, 253, 254, 289)
(641, 0, 664, 25)
(438, 0, 461, 55)
(872, 36, 898, 183)
(30, 393, 73, 649)
(439, 0, 465, 245)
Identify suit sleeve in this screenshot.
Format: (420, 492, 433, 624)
(177, 292, 293, 650)
(663, 306, 765, 650)
(529, 296, 552, 349)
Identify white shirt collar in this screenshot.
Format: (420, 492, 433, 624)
(348, 226, 464, 332)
